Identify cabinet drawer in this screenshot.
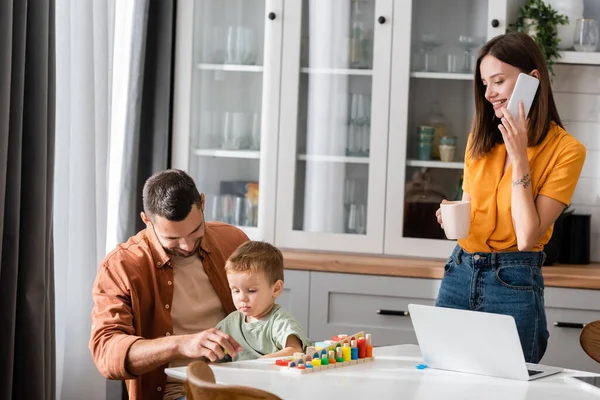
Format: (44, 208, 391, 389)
(543, 307, 600, 373)
(542, 287, 600, 373)
(308, 272, 441, 346)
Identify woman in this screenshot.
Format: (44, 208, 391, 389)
(435, 32, 586, 363)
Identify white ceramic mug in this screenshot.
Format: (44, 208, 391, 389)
(440, 201, 471, 240)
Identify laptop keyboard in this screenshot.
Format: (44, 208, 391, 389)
(528, 369, 543, 376)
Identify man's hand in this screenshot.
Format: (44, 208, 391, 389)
(177, 328, 243, 362)
(126, 328, 243, 375)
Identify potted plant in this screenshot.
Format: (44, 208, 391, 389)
(513, 0, 569, 77)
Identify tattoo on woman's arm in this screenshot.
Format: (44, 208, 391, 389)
(512, 173, 531, 188)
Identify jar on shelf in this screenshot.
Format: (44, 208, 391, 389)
(439, 135, 457, 162)
(417, 125, 434, 160)
(426, 102, 449, 160)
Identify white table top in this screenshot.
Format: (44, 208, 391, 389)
(165, 345, 600, 399)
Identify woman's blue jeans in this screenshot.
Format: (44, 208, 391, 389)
(435, 245, 549, 363)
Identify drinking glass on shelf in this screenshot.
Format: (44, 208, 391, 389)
(573, 19, 599, 52)
(226, 26, 244, 64)
(344, 178, 358, 205)
(248, 112, 261, 151)
(349, 93, 370, 125)
(222, 112, 247, 150)
(346, 124, 361, 156)
(360, 124, 370, 157)
(244, 198, 258, 227)
(225, 26, 258, 65)
(347, 203, 367, 234)
(205, 194, 221, 221)
(349, 0, 368, 68)
(416, 34, 442, 72)
(242, 28, 258, 65)
(457, 35, 484, 73)
(233, 196, 246, 226)
(220, 194, 234, 224)
(444, 53, 461, 73)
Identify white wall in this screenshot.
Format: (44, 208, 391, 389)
(554, 64, 600, 261)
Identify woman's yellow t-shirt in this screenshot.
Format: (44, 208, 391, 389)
(458, 123, 586, 253)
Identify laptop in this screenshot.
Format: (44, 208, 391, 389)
(408, 304, 563, 381)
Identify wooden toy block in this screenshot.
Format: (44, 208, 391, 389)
(275, 331, 374, 375)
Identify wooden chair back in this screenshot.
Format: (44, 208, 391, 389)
(580, 320, 600, 364)
(184, 360, 282, 400)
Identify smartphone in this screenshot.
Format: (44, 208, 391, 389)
(506, 73, 540, 122)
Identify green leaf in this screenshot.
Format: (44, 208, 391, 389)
(512, 0, 567, 79)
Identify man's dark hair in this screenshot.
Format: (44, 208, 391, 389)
(142, 169, 201, 221)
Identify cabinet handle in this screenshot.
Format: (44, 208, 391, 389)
(268, 12, 276, 20)
(378, 16, 386, 24)
(491, 19, 499, 28)
(554, 322, 585, 329)
(377, 309, 409, 316)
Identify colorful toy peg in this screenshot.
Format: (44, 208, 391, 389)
(357, 337, 367, 358)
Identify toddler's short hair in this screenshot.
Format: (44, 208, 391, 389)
(225, 241, 284, 284)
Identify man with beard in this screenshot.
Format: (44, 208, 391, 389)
(89, 169, 248, 400)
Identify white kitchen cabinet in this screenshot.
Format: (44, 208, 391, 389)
(274, 0, 394, 254)
(172, 0, 283, 242)
(277, 270, 311, 334)
(384, 0, 524, 259)
(542, 287, 600, 373)
(172, 0, 600, 256)
(307, 271, 439, 345)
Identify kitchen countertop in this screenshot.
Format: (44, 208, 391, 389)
(282, 250, 600, 290)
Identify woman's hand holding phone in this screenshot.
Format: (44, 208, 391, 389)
(499, 102, 529, 165)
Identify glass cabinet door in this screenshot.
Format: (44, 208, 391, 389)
(276, 0, 393, 253)
(172, 0, 282, 241)
(384, 0, 515, 258)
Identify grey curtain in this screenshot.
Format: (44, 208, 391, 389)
(117, 0, 176, 243)
(0, 1, 56, 400)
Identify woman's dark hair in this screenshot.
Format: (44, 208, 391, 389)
(470, 32, 563, 159)
(142, 169, 201, 221)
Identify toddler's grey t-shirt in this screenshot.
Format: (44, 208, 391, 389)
(216, 304, 310, 361)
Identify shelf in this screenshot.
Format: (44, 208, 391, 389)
(297, 154, 370, 164)
(196, 63, 264, 72)
(300, 67, 373, 76)
(410, 72, 473, 80)
(192, 148, 260, 159)
(558, 51, 600, 66)
(406, 159, 464, 169)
